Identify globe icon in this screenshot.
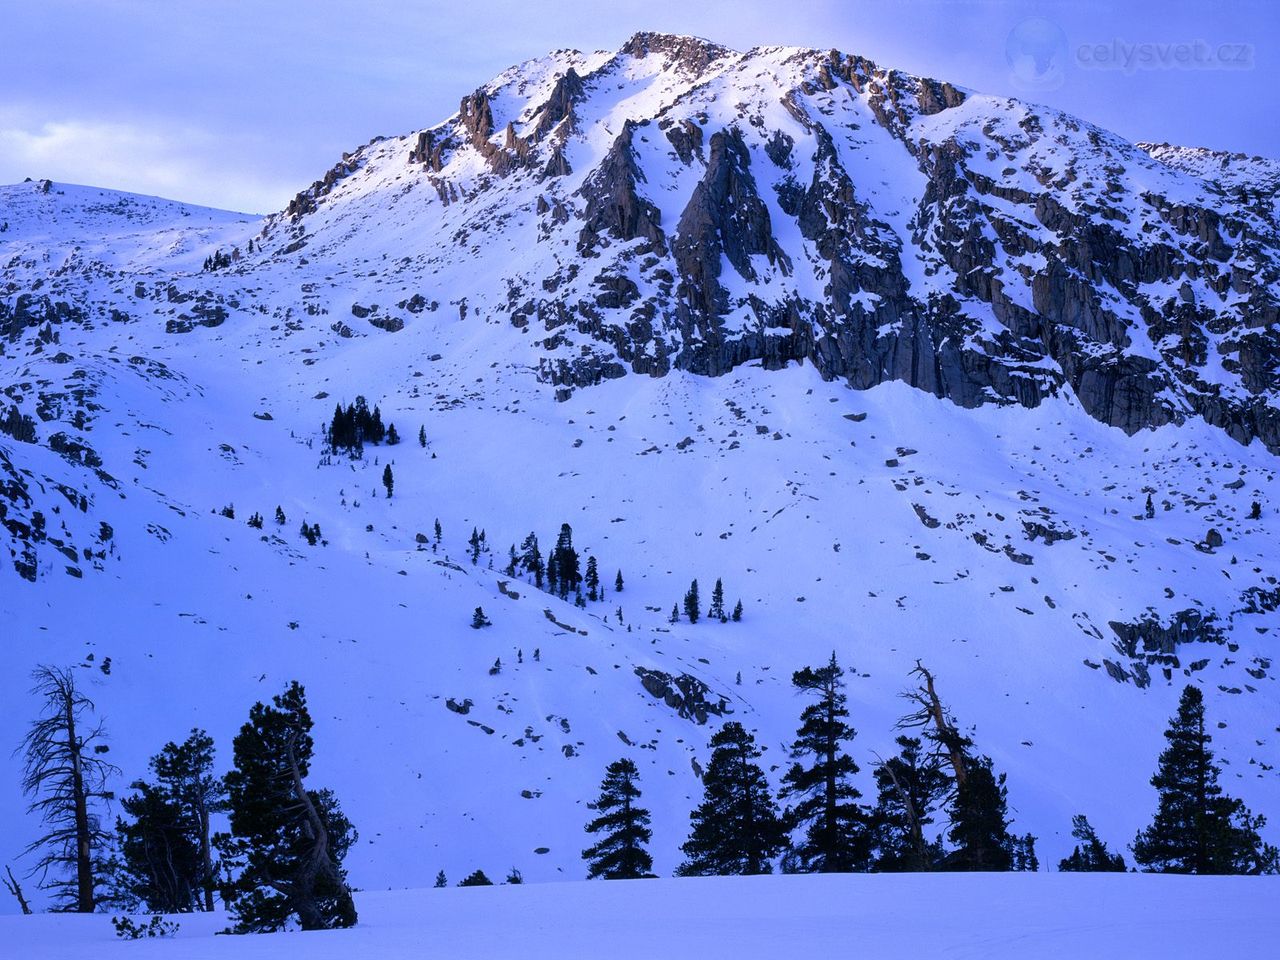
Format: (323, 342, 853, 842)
(1005, 18, 1068, 91)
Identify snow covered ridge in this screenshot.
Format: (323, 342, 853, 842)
(2, 31, 1280, 910)
(3, 875, 1279, 959)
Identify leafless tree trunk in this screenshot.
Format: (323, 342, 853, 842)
(901, 660, 968, 791)
(3, 865, 32, 915)
(17, 666, 118, 912)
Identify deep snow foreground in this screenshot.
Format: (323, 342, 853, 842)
(3, 875, 1278, 959)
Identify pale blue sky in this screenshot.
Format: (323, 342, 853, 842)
(0, 0, 1272, 212)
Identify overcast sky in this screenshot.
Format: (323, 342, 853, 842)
(0, 0, 1272, 213)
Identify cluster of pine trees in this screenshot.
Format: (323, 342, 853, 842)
(11, 663, 1275, 930)
(502, 523, 621, 609)
(13, 667, 356, 933)
(326, 396, 399, 457)
(672, 577, 742, 624)
(581, 661, 1277, 879)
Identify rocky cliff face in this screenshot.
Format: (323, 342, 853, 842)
(10, 33, 1280, 453)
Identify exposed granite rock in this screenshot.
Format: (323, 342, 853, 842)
(634, 666, 730, 724)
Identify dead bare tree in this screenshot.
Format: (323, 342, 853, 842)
(899, 660, 970, 791)
(3, 865, 32, 915)
(16, 665, 119, 912)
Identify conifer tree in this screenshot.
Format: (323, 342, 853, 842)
(19, 666, 119, 912)
(869, 735, 948, 871)
(433, 870, 447, 888)
(677, 723, 788, 876)
(386, 423, 400, 446)
(274, 506, 287, 525)
(468, 527, 482, 565)
(418, 425, 427, 448)
(551, 524, 580, 598)
(708, 578, 725, 621)
(519, 533, 544, 588)
(220, 682, 357, 932)
(615, 570, 624, 593)
(116, 730, 226, 912)
(683, 580, 700, 623)
(779, 653, 869, 872)
(732, 600, 743, 622)
(471, 607, 491, 629)
(382, 464, 394, 499)
(457, 870, 493, 887)
(582, 758, 653, 880)
(669, 604, 679, 624)
(1132, 685, 1277, 874)
(585, 556, 600, 602)
(1058, 815, 1126, 872)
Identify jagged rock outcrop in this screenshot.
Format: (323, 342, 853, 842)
(634, 666, 730, 724)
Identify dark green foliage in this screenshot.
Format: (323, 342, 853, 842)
(457, 870, 493, 887)
(220, 682, 358, 932)
(683, 580, 700, 623)
(418, 425, 427, 448)
(519, 533, 544, 588)
(669, 604, 679, 624)
(869, 736, 948, 871)
(220, 504, 235, 520)
(1059, 815, 1126, 872)
(504, 867, 523, 884)
(708, 578, 725, 621)
(327, 396, 386, 456)
(274, 506, 287, 525)
(112, 915, 180, 939)
(382, 464, 394, 498)
(1010, 833, 1039, 872)
(943, 757, 1014, 871)
(1132, 685, 1277, 874)
(585, 556, 600, 601)
(468, 527, 486, 565)
(433, 870, 447, 888)
(582, 758, 653, 880)
(677, 723, 789, 876)
(299, 521, 321, 546)
(247, 512, 263, 529)
(551, 524, 580, 599)
(732, 599, 743, 622)
(19, 665, 120, 912)
(471, 607, 491, 629)
(116, 730, 226, 913)
(386, 423, 400, 446)
(780, 653, 869, 873)
(615, 569, 624, 593)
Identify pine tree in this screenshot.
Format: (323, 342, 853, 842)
(116, 730, 226, 912)
(468, 527, 482, 565)
(504, 867, 523, 884)
(732, 599, 743, 622)
(683, 579, 700, 623)
(585, 556, 600, 602)
(869, 735, 948, 871)
(669, 604, 679, 624)
(1058, 815, 1126, 872)
(708, 578, 725, 621)
(519, 533, 544, 588)
(615, 569, 624, 593)
(899, 662, 1016, 871)
(433, 870, 447, 888)
(418, 425, 427, 448)
(386, 423, 400, 446)
(582, 758, 653, 880)
(382, 464, 394, 499)
(19, 666, 119, 912)
(471, 607, 491, 629)
(220, 682, 358, 932)
(1132, 685, 1277, 874)
(274, 506, 287, 525)
(779, 653, 868, 872)
(457, 870, 493, 887)
(677, 723, 789, 876)
(551, 523, 579, 598)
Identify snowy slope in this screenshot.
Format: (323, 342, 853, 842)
(4, 875, 1279, 959)
(2, 34, 1279, 911)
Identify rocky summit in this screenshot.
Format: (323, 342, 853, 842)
(2, 33, 1279, 894)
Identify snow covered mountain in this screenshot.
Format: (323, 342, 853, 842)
(2, 33, 1278, 905)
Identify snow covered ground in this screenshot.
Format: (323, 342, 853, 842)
(3, 874, 1278, 959)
